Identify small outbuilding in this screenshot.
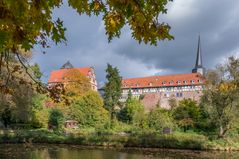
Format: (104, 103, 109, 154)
(64, 120, 78, 129)
(163, 127, 172, 134)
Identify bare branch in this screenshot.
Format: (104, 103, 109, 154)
(15, 51, 46, 93)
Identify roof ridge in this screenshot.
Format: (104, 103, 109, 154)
(51, 67, 91, 71)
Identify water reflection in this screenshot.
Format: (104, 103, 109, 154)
(0, 144, 239, 159)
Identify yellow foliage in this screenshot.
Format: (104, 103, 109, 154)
(93, 1, 101, 11)
(109, 18, 117, 29)
(61, 69, 91, 103)
(218, 82, 237, 93)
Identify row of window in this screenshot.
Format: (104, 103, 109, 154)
(121, 92, 184, 99)
(163, 92, 184, 98)
(123, 86, 203, 94)
(124, 79, 202, 87)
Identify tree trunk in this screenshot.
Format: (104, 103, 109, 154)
(218, 125, 227, 139)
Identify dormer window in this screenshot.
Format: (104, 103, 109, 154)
(162, 81, 166, 85)
(177, 80, 181, 84)
(183, 80, 187, 84)
(191, 80, 195, 84)
(169, 81, 174, 85)
(149, 82, 153, 86)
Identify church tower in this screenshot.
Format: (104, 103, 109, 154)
(192, 36, 205, 76)
(61, 61, 74, 69)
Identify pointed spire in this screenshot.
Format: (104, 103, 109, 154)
(195, 35, 202, 67)
(192, 35, 205, 75)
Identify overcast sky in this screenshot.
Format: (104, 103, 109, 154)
(33, 0, 239, 87)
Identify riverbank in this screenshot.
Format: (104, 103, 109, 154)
(1, 129, 239, 151)
(2, 143, 239, 159)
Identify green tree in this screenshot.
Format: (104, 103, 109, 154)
(67, 91, 109, 127)
(148, 107, 174, 132)
(30, 63, 43, 81)
(126, 89, 133, 103)
(31, 94, 49, 128)
(173, 99, 200, 132)
(196, 101, 216, 133)
(118, 98, 144, 124)
(133, 109, 148, 129)
(103, 64, 122, 120)
(48, 108, 64, 130)
(201, 56, 239, 138)
(0, 51, 48, 128)
(0, 53, 39, 125)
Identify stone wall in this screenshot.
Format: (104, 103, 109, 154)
(140, 90, 203, 111)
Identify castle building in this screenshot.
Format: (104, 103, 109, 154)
(48, 61, 98, 91)
(121, 37, 205, 110)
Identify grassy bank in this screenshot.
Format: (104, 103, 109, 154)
(1, 129, 239, 151)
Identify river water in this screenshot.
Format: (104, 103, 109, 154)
(0, 144, 238, 159)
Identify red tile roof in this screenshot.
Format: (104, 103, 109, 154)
(48, 67, 91, 83)
(122, 73, 204, 89)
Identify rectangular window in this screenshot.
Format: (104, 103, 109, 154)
(176, 92, 183, 97)
(180, 92, 183, 97)
(166, 93, 170, 97)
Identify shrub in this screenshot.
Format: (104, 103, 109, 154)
(117, 98, 144, 124)
(148, 107, 174, 132)
(68, 91, 109, 127)
(173, 99, 200, 131)
(48, 109, 64, 130)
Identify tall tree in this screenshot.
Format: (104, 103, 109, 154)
(0, 52, 42, 126)
(103, 64, 122, 120)
(201, 56, 239, 138)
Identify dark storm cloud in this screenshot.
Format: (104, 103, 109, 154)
(33, 0, 239, 85)
(110, 0, 239, 75)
